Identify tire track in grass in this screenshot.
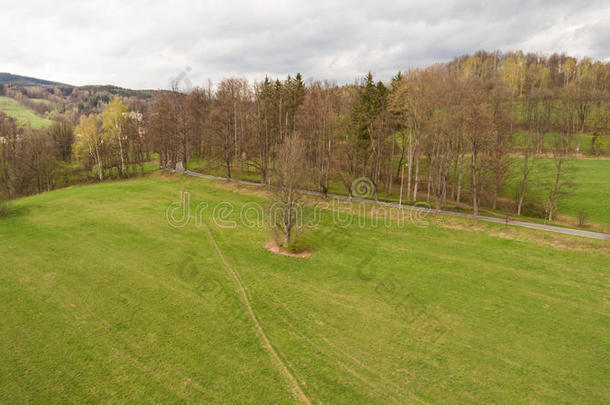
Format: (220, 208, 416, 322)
(203, 225, 312, 405)
(259, 288, 430, 404)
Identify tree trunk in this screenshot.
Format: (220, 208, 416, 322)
(406, 130, 413, 202)
(413, 155, 420, 201)
(94, 143, 103, 181)
(456, 154, 463, 204)
(388, 131, 395, 195)
(548, 158, 563, 221)
(116, 118, 126, 177)
(426, 167, 432, 203)
(471, 151, 478, 218)
(517, 155, 530, 216)
(283, 199, 293, 246)
(226, 158, 231, 179)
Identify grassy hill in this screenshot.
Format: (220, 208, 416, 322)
(0, 96, 53, 129)
(0, 174, 608, 403)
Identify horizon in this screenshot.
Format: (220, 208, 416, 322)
(2, 0, 609, 90)
(3, 48, 609, 92)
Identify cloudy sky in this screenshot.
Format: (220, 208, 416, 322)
(2, 0, 609, 89)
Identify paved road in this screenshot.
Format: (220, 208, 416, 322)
(179, 169, 610, 241)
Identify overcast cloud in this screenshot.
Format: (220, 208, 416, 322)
(1, 0, 609, 89)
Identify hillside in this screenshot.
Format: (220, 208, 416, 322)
(77, 85, 160, 99)
(0, 72, 160, 99)
(0, 96, 53, 129)
(0, 74, 161, 121)
(1, 174, 608, 403)
(0, 73, 69, 87)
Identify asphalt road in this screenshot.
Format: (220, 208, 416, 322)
(179, 169, 610, 241)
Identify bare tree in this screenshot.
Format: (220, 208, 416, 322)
(271, 134, 308, 248)
(516, 137, 536, 216)
(463, 80, 493, 217)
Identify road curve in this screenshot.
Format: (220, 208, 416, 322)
(178, 169, 610, 241)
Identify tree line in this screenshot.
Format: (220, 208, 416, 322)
(147, 51, 609, 221)
(1, 50, 609, 222)
(0, 97, 148, 205)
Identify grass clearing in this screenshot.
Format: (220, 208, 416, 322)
(0, 96, 53, 129)
(512, 132, 610, 155)
(504, 158, 610, 229)
(0, 174, 608, 403)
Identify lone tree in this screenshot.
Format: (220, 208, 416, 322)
(271, 133, 308, 248)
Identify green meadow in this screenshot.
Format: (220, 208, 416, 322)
(189, 156, 610, 230)
(504, 158, 610, 229)
(512, 132, 610, 155)
(0, 96, 53, 129)
(0, 174, 608, 403)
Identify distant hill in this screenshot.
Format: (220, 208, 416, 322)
(0, 73, 160, 99)
(78, 85, 160, 99)
(0, 73, 70, 87)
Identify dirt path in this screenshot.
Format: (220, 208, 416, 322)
(203, 225, 312, 405)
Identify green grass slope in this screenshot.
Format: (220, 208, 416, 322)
(0, 174, 608, 403)
(505, 158, 610, 228)
(0, 96, 53, 129)
(190, 156, 610, 230)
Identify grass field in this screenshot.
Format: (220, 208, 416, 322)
(0, 96, 53, 129)
(1, 174, 609, 403)
(512, 132, 610, 155)
(189, 157, 610, 229)
(504, 158, 610, 228)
